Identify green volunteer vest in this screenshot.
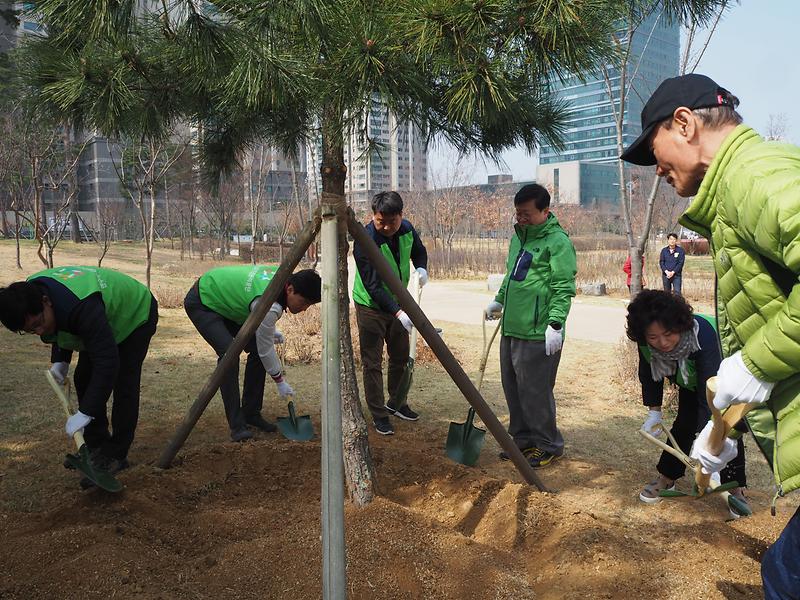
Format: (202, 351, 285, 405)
(639, 314, 717, 391)
(198, 265, 278, 325)
(29, 266, 151, 351)
(352, 229, 413, 309)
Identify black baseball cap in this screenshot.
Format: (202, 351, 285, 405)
(620, 74, 736, 166)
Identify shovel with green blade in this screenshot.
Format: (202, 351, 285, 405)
(637, 377, 751, 517)
(45, 370, 123, 493)
(394, 271, 422, 407)
(276, 394, 315, 441)
(445, 314, 499, 466)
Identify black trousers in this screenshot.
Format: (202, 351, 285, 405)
(74, 297, 158, 460)
(184, 284, 266, 432)
(657, 385, 747, 486)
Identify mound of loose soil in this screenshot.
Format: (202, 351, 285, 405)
(0, 418, 790, 599)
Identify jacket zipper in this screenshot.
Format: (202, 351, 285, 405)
(505, 227, 528, 330)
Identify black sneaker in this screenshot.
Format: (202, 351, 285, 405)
(230, 427, 254, 442)
(386, 404, 419, 421)
(524, 447, 560, 469)
(373, 417, 394, 436)
(245, 413, 278, 433)
(79, 454, 130, 490)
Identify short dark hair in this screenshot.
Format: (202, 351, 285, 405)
(0, 281, 45, 332)
(371, 191, 403, 215)
(514, 183, 550, 210)
(626, 289, 695, 345)
(667, 232, 678, 240)
(289, 269, 322, 304)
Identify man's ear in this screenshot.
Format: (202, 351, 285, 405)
(42, 295, 52, 308)
(672, 107, 696, 139)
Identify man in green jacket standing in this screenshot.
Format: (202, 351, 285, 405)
(485, 184, 577, 468)
(622, 73, 800, 599)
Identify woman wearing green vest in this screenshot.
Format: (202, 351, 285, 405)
(184, 265, 321, 442)
(352, 191, 428, 436)
(626, 290, 748, 517)
(0, 266, 158, 488)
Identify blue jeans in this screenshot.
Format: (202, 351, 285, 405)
(662, 273, 682, 295)
(762, 506, 800, 599)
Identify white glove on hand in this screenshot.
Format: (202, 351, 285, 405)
(690, 420, 738, 475)
(642, 409, 663, 436)
(273, 329, 285, 345)
(544, 325, 563, 356)
(50, 362, 69, 385)
(65, 411, 92, 437)
(415, 267, 428, 287)
(276, 380, 294, 398)
(395, 310, 413, 334)
(713, 351, 775, 411)
(485, 301, 503, 320)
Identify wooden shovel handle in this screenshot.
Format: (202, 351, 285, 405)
(694, 376, 755, 495)
(45, 370, 86, 451)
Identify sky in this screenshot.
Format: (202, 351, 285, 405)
(427, 0, 800, 187)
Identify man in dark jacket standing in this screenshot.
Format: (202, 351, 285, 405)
(485, 184, 577, 468)
(0, 266, 158, 488)
(352, 191, 428, 436)
(659, 233, 685, 294)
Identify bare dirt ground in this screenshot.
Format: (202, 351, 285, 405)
(0, 241, 796, 599)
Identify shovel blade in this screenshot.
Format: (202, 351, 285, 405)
(445, 421, 486, 467)
(66, 445, 123, 493)
(277, 401, 315, 442)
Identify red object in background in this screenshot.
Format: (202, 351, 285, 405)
(623, 254, 646, 286)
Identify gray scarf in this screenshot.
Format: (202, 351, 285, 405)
(649, 319, 700, 382)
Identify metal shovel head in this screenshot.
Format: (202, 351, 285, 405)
(65, 445, 123, 493)
(394, 357, 415, 407)
(445, 408, 486, 467)
(277, 401, 314, 442)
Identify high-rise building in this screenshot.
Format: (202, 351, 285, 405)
(307, 99, 429, 207)
(537, 11, 679, 205)
(344, 100, 428, 206)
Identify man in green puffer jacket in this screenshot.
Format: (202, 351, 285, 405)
(622, 73, 800, 599)
(485, 183, 576, 469)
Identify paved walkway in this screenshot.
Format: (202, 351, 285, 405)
(346, 259, 627, 345)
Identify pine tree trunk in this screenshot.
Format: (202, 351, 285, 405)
(322, 107, 375, 506)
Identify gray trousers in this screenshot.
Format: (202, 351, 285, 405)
(184, 284, 266, 432)
(500, 335, 564, 456)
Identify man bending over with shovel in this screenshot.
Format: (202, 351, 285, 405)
(485, 183, 576, 469)
(184, 266, 321, 442)
(0, 266, 158, 488)
(621, 73, 800, 599)
(353, 190, 428, 436)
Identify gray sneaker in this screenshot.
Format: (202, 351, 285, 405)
(639, 475, 676, 504)
(727, 488, 752, 519)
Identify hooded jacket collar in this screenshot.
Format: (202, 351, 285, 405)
(514, 212, 561, 240)
(679, 125, 762, 238)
